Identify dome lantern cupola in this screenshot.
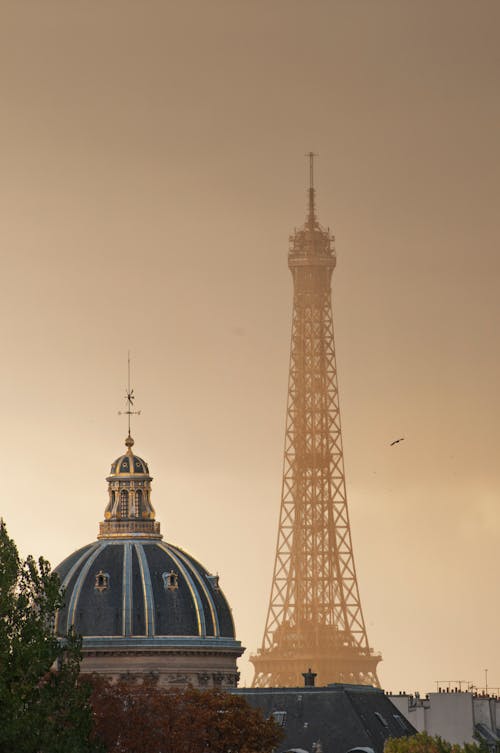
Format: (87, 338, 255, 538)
(99, 360, 161, 540)
(99, 432, 162, 540)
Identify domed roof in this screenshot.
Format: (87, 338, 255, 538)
(109, 434, 149, 476)
(109, 453, 149, 476)
(54, 430, 240, 658)
(55, 539, 236, 646)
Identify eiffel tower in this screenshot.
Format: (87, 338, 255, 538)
(251, 155, 381, 688)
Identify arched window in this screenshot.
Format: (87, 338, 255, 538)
(120, 489, 128, 517)
(136, 489, 143, 516)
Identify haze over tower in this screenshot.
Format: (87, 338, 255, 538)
(251, 155, 381, 688)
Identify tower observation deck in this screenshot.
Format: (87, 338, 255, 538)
(251, 155, 381, 688)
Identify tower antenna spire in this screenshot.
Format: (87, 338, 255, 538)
(306, 151, 318, 225)
(118, 351, 141, 444)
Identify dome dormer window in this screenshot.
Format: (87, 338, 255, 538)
(163, 571, 179, 591)
(207, 574, 220, 591)
(94, 570, 110, 592)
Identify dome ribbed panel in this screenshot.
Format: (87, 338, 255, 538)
(55, 539, 237, 641)
(131, 545, 146, 635)
(55, 543, 100, 635)
(134, 544, 155, 636)
(174, 547, 236, 638)
(122, 542, 133, 636)
(167, 545, 218, 637)
(71, 544, 124, 636)
(143, 543, 201, 636)
(159, 543, 207, 636)
(210, 585, 236, 638)
(110, 454, 149, 476)
(56, 544, 96, 585)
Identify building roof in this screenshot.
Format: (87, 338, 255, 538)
(55, 538, 236, 646)
(109, 452, 149, 476)
(233, 685, 416, 753)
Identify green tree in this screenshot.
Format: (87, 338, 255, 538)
(385, 732, 491, 753)
(0, 520, 99, 753)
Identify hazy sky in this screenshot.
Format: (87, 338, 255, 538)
(1, 0, 499, 691)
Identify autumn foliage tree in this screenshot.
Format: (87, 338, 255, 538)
(385, 732, 490, 753)
(89, 677, 283, 753)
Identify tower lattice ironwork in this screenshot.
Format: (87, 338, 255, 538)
(251, 155, 381, 688)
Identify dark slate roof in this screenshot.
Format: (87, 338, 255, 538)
(476, 723, 500, 745)
(232, 685, 416, 753)
(54, 539, 236, 646)
(109, 453, 149, 476)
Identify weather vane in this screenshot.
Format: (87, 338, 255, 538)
(118, 352, 141, 438)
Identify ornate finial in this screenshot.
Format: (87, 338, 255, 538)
(118, 352, 141, 446)
(305, 151, 318, 226)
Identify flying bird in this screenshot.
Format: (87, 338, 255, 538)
(390, 438, 405, 446)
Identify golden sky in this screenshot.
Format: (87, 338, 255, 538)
(1, 0, 499, 691)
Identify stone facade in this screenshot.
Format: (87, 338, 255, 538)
(81, 648, 240, 688)
(390, 690, 500, 748)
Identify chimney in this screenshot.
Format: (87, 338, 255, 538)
(303, 668, 317, 687)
